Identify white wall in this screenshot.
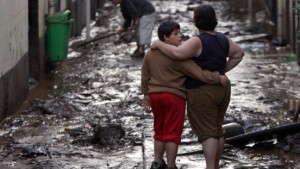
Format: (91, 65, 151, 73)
(0, 0, 28, 77)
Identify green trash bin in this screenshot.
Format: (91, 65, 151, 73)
(47, 10, 72, 62)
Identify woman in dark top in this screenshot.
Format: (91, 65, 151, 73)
(151, 5, 244, 169)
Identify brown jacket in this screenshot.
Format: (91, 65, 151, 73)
(141, 49, 221, 99)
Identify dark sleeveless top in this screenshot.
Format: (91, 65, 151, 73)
(185, 32, 229, 89)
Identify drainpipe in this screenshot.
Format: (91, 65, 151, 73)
(296, 0, 300, 66)
(86, 0, 91, 40)
(75, 0, 82, 36)
(277, 0, 283, 37)
(248, 0, 253, 25)
(290, 0, 295, 51)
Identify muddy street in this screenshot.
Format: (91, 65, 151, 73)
(1, 0, 300, 169)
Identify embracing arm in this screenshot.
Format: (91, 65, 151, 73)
(177, 59, 220, 84)
(176, 59, 230, 86)
(224, 38, 244, 73)
(151, 37, 201, 60)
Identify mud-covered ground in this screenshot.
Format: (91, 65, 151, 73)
(1, 0, 300, 169)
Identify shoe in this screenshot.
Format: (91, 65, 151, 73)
(150, 159, 167, 169)
(130, 50, 145, 58)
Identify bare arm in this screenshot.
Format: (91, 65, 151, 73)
(151, 37, 202, 60)
(176, 59, 230, 86)
(224, 38, 244, 73)
(130, 16, 138, 29)
(176, 59, 220, 84)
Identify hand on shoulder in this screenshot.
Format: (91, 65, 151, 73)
(150, 40, 161, 50)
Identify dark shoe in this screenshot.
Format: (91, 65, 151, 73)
(150, 159, 167, 169)
(130, 50, 145, 58)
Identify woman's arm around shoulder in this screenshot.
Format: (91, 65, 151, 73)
(151, 36, 202, 60)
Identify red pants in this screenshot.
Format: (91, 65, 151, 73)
(150, 93, 186, 144)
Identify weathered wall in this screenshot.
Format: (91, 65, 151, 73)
(0, 0, 108, 122)
(0, 0, 29, 121)
(0, 1, 28, 76)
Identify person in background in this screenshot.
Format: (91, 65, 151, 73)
(141, 20, 229, 169)
(111, 0, 156, 58)
(151, 5, 244, 169)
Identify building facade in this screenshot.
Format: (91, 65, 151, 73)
(0, 0, 104, 122)
(0, 0, 29, 121)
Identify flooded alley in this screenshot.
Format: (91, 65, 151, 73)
(0, 0, 300, 169)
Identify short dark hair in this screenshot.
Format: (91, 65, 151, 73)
(157, 20, 180, 41)
(193, 5, 218, 31)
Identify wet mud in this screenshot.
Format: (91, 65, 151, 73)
(1, 0, 300, 168)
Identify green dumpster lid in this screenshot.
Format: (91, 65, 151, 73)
(47, 10, 71, 22)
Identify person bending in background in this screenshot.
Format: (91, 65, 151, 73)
(111, 0, 156, 58)
(141, 20, 229, 169)
(151, 5, 244, 169)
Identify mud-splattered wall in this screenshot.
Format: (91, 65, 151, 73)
(0, 0, 29, 121)
(0, 0, 109, 122)
(0, 1, 28, 76)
